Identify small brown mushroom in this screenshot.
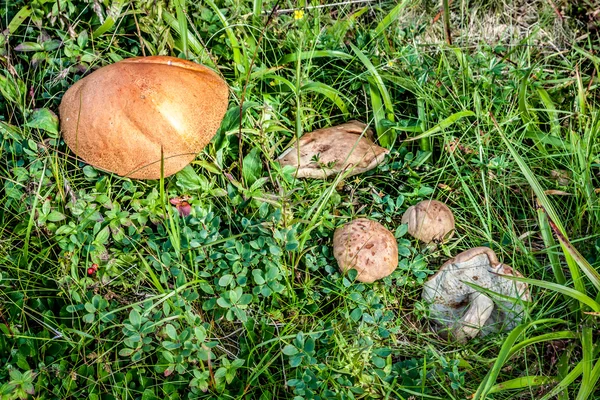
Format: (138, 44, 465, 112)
(333, 218, 398, 283)
(59, 56, 229, 179)
(401, 200, 455, 243)
(422, 247, 530, 342)
(277, 121, 388, 179)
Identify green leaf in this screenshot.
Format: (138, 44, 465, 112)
(165, 324, 178, 341)
(25, 108, 59, 136)
(176, 165, 209, 191)
(217, 297, 231, 308)
(77, 31, 89, 48)
(95, 226, 110, 245)
(42, 40, 61, 51)
(282, 344, 298, 356)
(83, 313, 95, 324)
(162, 341, 181, 350)
(242, 147, 262, 186)
(194, 327, 206, 342)
(47, 211, 66, 222)
(118, 348, 134, 357)
(129, 309, 142, 330)
(14, 42, 43, 52)
(219, 274, 234, 287)
(239, 294, 253, 305)
(162, 351, 175, 363)
(7, 5, 32, 34)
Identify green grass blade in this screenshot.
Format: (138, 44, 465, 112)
(501, 275, 600, 312)
(536, 207, 567, 285)
(473, 324, 528, 399)
(253, 0, 262, 17)
(349, 43, 393, 112)
(368, 79, 394, 146)
(401, 111, 475, 142)
(507, 331, 577, 359)
(163, 11, 208, 61)
(542, 208, 600, 293)
(536, 87, 561, 137)
(279, 50, 352, 65)
(493, 117, 585, 295)
(92, 0, 125, 38)
(487, 376, 557, 395)
(372, 0, 411, 39)
(174, 0, 188, 58)
(581, 324, 593, 394)
(301, 81, 349, 116)
(540, 360, 584, 400)
(350, 42, 394, 145)
(576, 356, 600, 400)
(205, 0, 244, 73)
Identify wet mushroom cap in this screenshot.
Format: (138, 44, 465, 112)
(59, 56, 229, 179)
(333, 218, 398, 283)
(401, 200, 455, 243)
(277, 121, 388, 179)
(422, 247, 530, 342)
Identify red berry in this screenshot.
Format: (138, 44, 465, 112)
(87, 267, 95, 275)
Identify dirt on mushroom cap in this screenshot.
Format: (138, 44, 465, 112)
(333, 218, 398, 283)
(277, 121, 389, 179)
(402, 199, 455, 243)
(422, 247, 530, 342)
(59, 56, 229, 179)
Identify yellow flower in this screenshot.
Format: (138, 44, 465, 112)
(294, 9, 305, 20)
(387, 60, 394, 67)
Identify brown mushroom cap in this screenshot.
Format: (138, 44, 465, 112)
(401, 200, 455, 243)
(422, 247, 531, 342)
(333, 218, 398, 283)
(277, 121, 388, 179)
(59, 56, 229, 179)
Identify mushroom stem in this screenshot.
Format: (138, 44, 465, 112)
(456, 293, 494, 341)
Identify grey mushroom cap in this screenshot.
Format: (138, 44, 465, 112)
(422, 247, 530, 342)
(401, 200, 455, 243)
(277, 121, 389, 179)
(333, 218, 399, 283)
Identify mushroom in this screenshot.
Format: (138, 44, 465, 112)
(422, 247, 530, 342)
(402, 200, 455, 243)
(277, 121, 388, 179)
(333, 218, 398, 283)
(59, 56, 229, 179)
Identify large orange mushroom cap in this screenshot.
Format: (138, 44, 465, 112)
(59, 56, 229, 179)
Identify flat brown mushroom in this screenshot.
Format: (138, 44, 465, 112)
(333, 218, 398, 283)
(402, 200, 455, 243)
(422, 247, 530, 342)
(59, 56, 229, 179)
(277, 121, 388, 179)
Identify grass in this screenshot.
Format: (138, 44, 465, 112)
(1, 0, 600, 398)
